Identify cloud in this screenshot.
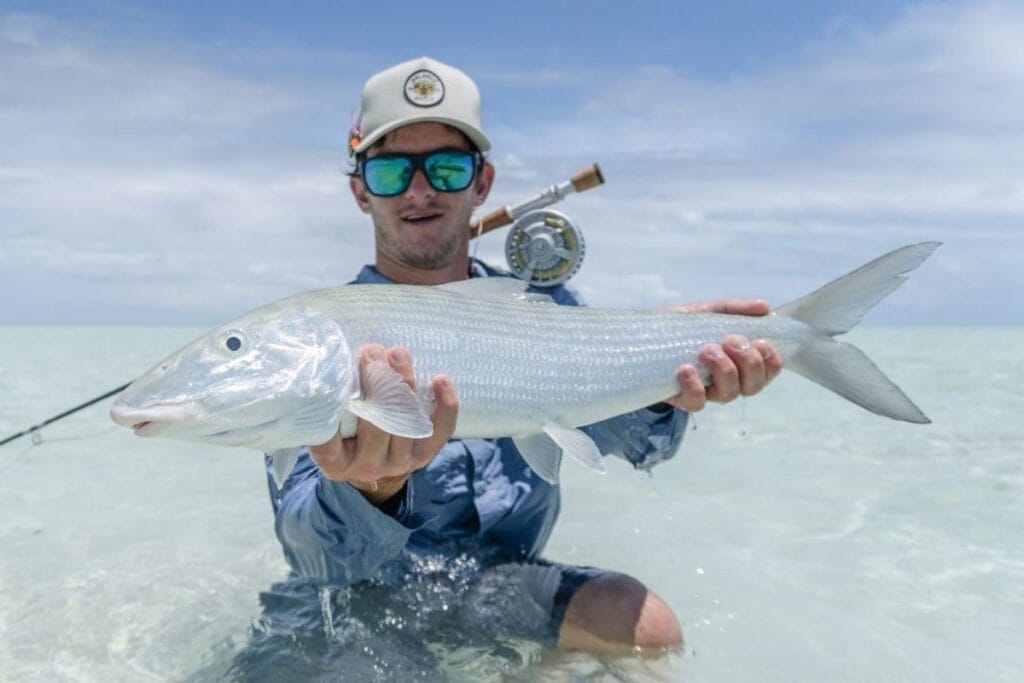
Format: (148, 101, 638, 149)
(0, 12, 372, 324)
(482, 3, 1022, 323)
(1, 3, 1019, 325)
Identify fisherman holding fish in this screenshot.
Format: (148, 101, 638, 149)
(272, 57, 782, 654)
(110, 54, 934, 659)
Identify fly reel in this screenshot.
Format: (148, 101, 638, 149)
(504, 210, 585, 287)
(470, 163, 603, 288)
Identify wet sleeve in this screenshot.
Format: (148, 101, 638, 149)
(267, 451, 432, 585)
(581, 406, 688, 470)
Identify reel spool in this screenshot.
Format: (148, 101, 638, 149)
(504, 210, 585, 287)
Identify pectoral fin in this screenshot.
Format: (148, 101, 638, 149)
(347, 360, 433, 438)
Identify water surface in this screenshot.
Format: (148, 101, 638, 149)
(0, 326, 1020, 681)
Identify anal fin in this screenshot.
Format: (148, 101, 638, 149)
(542, 422, 606, 475)
(511, 422, 607, 485)
(512, 433, 563, 484)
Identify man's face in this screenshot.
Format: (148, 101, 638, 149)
(350, 122, 494, 271)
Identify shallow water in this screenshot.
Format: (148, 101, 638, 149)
(0, 326, 1021, 681)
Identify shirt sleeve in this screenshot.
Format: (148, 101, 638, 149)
(581, 406, 688, 470)
(268, 451, 432, 585)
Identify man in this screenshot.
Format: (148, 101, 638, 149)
(268, 57, 781, 655)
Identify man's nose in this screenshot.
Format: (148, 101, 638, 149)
(404, 168, 436, 198)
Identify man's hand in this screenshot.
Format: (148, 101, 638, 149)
(661, 299, 783, 413)
(309, 344, 458, 505)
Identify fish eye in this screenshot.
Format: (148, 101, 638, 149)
(219, 330, 247, 354)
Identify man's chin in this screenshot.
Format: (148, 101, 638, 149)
(396, 235, 465, 270)
(377, 220, 469, 270)
(399, 248, 460, 270)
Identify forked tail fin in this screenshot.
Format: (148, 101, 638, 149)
(776, 242, 941, 424)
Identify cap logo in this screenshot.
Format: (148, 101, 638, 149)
(404, 69, 444, 107)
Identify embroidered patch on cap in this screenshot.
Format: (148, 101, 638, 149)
(404, 69, 444, 107)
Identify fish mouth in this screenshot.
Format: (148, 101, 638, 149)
(111, 400, 283, 445)
(110, 402, 199, 436)
(131, 420, 162, 437)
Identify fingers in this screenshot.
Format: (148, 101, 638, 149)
(346, 345, 394, 464)
(663, 298, 770, 316)
(700, 342, 741, 402)
(721, 335, 765, 397)
(754, 338, 784, 383)
(387, 346, 415, 386)
(703, 335, 783, 404)
(664, 334, 784, 411)
(658, 299, 781, 411)
(311, 344, 457, 497)
(411, 374, 459, 467)
(309, 430, 350, 474)
(666, 365, 707, 413)
(313, 344, 403, 482)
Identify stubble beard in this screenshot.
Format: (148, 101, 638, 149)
(374, 209, 471, 270)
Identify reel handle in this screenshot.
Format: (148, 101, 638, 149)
(470, 163, 604, 238)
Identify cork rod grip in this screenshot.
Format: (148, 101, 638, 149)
(471, 206, 514, 236)
(570, 163, 604, 192)
(469, 163, 604, 238)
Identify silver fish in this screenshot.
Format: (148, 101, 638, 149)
(110, 242, 939, 485)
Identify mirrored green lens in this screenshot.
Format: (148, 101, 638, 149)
(361, 150, 477, 196)
(424, 152, 475, 192)
(363, 157, 413, 196)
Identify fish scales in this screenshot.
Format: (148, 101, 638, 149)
(296, 285, 804, 435)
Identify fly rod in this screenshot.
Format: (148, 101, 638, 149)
(469, 163, 604, 237)
(0, 382, 129, 447)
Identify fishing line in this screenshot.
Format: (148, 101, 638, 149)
(739, 397, 748, 437)
(0, 441, 37, 476)
(0, 382, 129, 448)
(0, 426, 123, 475)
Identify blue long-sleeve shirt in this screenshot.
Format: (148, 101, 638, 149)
(268, 259, 688, 585)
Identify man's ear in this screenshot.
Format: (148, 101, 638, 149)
(473, 162, 496, 207)
(350, 176, 372, 214)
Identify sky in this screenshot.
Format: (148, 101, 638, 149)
(1, 0, 1021, 325)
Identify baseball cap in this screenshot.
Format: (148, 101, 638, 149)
(351, 56, 491, 155)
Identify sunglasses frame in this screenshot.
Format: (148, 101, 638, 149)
(358, 148, 481, 197)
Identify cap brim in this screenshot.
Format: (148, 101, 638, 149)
(354, 115, 491, 153)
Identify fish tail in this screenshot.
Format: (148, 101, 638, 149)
(776, 242, 941, 424)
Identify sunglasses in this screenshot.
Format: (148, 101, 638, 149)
(359, 149, 480, 197)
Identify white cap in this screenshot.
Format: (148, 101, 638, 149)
(351, 56, 491, 154)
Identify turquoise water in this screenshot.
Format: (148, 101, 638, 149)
(0, 326, 1021, 681)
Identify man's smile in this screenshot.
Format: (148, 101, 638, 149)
(400, 210, 445, 226)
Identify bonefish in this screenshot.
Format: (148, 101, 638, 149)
(111, 242, 940, 485)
